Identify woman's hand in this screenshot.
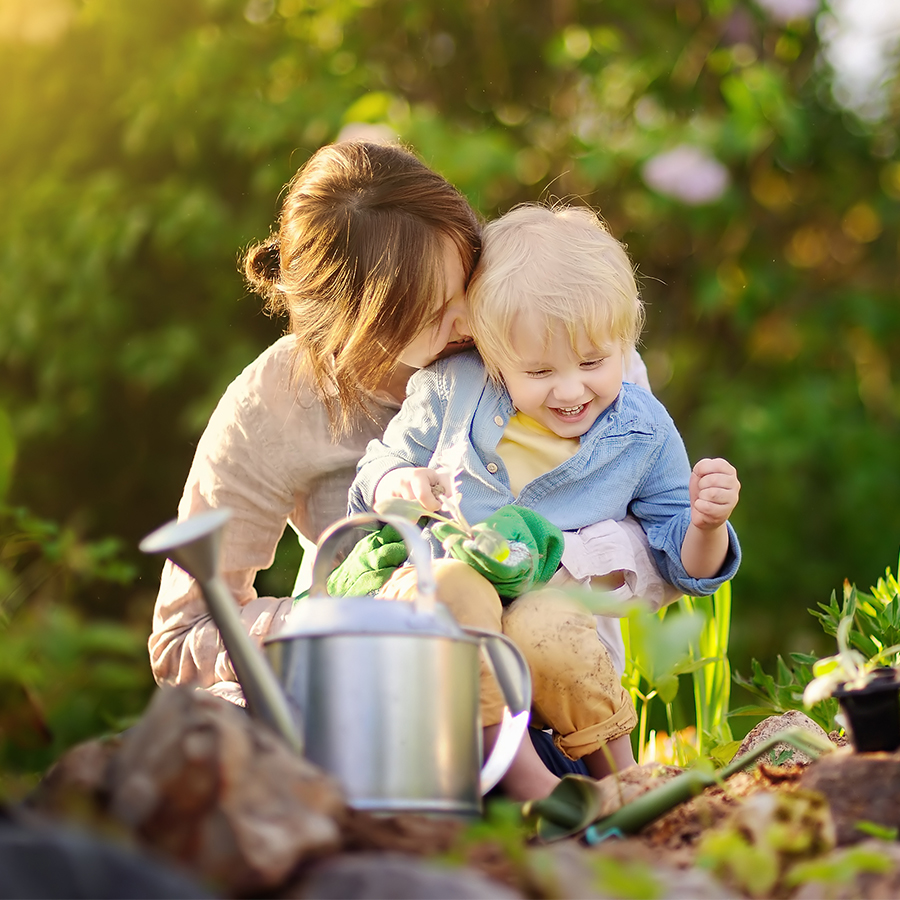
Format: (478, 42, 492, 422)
(689, 457, 741, 530)
(374, 467, 450, 513)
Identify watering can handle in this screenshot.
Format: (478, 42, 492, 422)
(466, 628, 533, 794)
(310, 513, 438, 615)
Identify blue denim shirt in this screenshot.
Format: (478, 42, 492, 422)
(349, 350, 740, 596)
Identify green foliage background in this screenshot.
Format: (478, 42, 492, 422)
(0, 0, 898, 771)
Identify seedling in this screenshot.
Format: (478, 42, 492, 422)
(803, 616, 900, 707)
(733, 559, 900, 734)
(374, 445, 511, 561)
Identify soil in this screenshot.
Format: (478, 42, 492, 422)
(341, 762, 799, 870)
(20, 690, 900, 899)
(337, 743, 900, 899)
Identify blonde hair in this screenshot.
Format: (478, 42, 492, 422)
(244, 141, 480, 433)
(467, 204, 643, 378)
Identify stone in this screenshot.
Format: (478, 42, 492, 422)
(800, 749, 900, 845)
(290, 852, 522, 899)
(734, 711, 831, 768)
(694, 789, 837, 897)
(0, 811, 212, 900)
(533, 840, 740, 899)
(791, 839, 900, 899)
(107, 685, 345, 895)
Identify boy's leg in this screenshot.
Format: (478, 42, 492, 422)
(381, 561, 602, 800)
(502, 591, 637, 772)
(528, 728, 591, 777)
(582, 734, 636, 779)
(483, 725, 594, 801)
(483, 722, 560, 801)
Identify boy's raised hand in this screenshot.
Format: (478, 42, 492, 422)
(374, 466, 452, 513)
(689, 458, 741, 530)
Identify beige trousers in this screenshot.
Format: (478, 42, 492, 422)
(378, 559, 637, 760)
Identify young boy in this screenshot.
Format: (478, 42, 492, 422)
(347, 204, 741, 797)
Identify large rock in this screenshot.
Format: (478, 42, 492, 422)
(800, 749, 900, 845)
(107, 685, 345, 895)
(734, 711, 831, 768)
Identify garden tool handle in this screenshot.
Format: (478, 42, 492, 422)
(310, 513, 438, 615)
(465, 627, 533, 794)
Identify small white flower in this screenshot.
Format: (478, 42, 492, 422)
(803, 674, 840, 708)
(642, 145, 730, 205)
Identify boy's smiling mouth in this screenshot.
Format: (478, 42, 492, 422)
(553, 403, 588, 418)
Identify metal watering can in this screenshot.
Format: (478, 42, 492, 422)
(140, 509, 532, 816)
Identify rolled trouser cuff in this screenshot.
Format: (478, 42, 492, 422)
(554, 691, 638, 760)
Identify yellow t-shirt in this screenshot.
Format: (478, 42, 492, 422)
(496, 412, 580, 497)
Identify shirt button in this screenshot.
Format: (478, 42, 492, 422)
(493, 415, 504, 426)
(487, 463, 498, 474)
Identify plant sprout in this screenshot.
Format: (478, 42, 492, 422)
(373, 444, 511, 562)
(803, 615, 900, 708)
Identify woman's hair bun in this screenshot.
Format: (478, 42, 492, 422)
(245, 237, 281, 288)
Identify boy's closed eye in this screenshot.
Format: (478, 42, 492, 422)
(523, 356, 606, 378)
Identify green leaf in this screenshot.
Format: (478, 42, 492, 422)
(854, 820, 899, 841)
(655, 673, 680, 704)
(671, 655, 720, 676)
(627, 608, 703, 686)
(707, 739, 741, 766)
(728, 704, 785, 717)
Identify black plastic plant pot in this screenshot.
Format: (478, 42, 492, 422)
(834, 667, 900, 753)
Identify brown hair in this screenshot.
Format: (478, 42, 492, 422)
(244, 141, 481, 433)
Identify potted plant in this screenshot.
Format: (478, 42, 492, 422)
(803, 616, 900, 753)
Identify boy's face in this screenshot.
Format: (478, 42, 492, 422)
(500, 321, 625, 439)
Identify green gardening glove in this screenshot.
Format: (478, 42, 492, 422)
(324, 524, 409, 597)
(430, 505, 564, 600)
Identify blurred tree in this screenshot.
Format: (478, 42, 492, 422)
(0, 0, 897, 670)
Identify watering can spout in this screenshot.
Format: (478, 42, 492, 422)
(141, 507, 228, 584)
(140, 508, 303, 755)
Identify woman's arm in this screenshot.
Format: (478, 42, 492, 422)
(149, 337, 388, 694)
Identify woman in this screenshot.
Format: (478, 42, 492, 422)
(149, 140, 480, 702)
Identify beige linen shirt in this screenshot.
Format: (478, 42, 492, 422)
(148, 335, 398, 703)
(149, 337, 661, 703)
